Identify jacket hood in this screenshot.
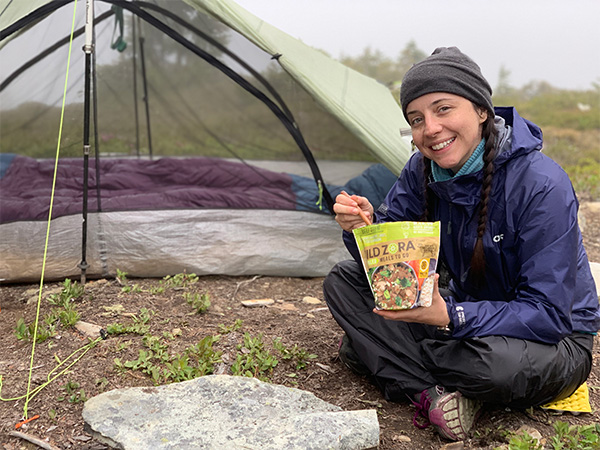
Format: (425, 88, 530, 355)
(493, 106, 544, 168)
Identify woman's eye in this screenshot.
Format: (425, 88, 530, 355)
(438, 106, 451, 113)
(410, 117, 423, 126)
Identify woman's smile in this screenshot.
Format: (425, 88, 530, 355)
(431, 137, 456, 151)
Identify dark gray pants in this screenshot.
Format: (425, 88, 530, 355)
(323, 260, 594, 408)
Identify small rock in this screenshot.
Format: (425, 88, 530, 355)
(392, 434, 411, 442)
(315, 363, 334, 374)
(275, 303, 298, 311)
(23, 287, 39, 298)
(440, 442, 464, 450)
(73, 434, 92, 442)
(302, 296, 322, 305)
(101, 304, 125, 316)
(74, 321, 104, 339)
(241, 298, 275, 307)
(306, 313, 315, 318)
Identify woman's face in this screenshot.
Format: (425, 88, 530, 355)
(406, 92, 487, 174)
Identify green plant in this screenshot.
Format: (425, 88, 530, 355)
(57, 304, 80, 327)
(14, 317, 55, 342)
(106, 308, 155, 336)
(550, 421, 600, 449)
(135, 308, 155, 324)
(163, 272, 199, 288)
(14, 318, 30, 340)
(42, 279, 83, 330)
(218, 319, 243, 334)
(184, 292, 211, 314)
(503, 421, 600, 450)
(116, 269, 128, 284)
(121, 283, 142, 294)
(47, 279, 85, 306)
(148, 285, 165, 295)
(95, 377, 109, 392)
(58, 381, 87, 404)
(113, 332, 222, 385)
(231, 333, 278, 381)
(106, 321, 149, 336)
(506, 429, 543, 450)
(186, 335, 222, 376)
(273, 338, 318, 370)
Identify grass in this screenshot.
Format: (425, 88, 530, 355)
(502, 421, 600, 450)
(14, 279, 84, 342)
(105, 272, 318, 385)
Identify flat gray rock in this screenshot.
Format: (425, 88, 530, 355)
(83, 375, 379, 449)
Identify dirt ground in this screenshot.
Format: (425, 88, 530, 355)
(1, 202, 599, 450)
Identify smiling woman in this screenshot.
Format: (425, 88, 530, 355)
(324, 46, 600, 443)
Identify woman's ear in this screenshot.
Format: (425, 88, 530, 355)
(477, 107, 488, 123)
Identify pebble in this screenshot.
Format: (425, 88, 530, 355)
(439, 442, 464, 450)
(516, 425, 542, 442)
(302, 296, 322, 305)
(241, 299, 274, 307)
(275, 303, 298, 311)
(392, 434, 411, 442)
(74, 321, 104, 339)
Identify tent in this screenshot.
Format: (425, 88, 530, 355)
(0, 0, 411, 283)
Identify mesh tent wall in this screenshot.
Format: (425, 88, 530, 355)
(0, 0, 411, 282)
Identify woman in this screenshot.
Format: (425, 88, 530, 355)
(323, 47, 599, 442)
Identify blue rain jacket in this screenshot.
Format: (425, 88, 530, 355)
(344, 107, 600, 344)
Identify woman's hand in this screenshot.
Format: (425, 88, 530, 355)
(334, 191, 374, 231)
(373, 274, 450, 327)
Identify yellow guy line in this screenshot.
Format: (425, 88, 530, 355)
(23, 0, 79, 420)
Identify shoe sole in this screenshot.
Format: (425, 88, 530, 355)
(429, 391, 482, 441)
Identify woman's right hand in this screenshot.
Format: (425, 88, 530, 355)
(334, 191, 374, 231)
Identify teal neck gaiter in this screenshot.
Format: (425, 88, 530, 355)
(431, 138, 486, 182)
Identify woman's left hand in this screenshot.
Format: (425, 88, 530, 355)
(373, 274, 450, 327)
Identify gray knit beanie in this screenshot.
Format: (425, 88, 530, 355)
(400, 47, 493, 120)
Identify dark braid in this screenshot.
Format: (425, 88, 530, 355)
(469, 112, 499, 285)
(420, 155, 433, 221)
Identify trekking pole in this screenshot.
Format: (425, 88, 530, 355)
(79, 0, 94, 284)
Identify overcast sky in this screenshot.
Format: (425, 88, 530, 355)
(235, 0, 600, 91)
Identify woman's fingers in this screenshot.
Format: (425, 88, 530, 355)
(372, 274, 450, 327)
(334, 192, 373, 230)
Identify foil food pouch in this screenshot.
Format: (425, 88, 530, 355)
(352, 221, 441, 310)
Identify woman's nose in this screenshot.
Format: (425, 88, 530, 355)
(424, 117, 442, 136)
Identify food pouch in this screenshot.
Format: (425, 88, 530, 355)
(352, 221, 441, 310)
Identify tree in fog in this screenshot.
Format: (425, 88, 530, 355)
(495, 65, 514, 97)
(339, 40, 427, 86)
(395, 40, 427, 76)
